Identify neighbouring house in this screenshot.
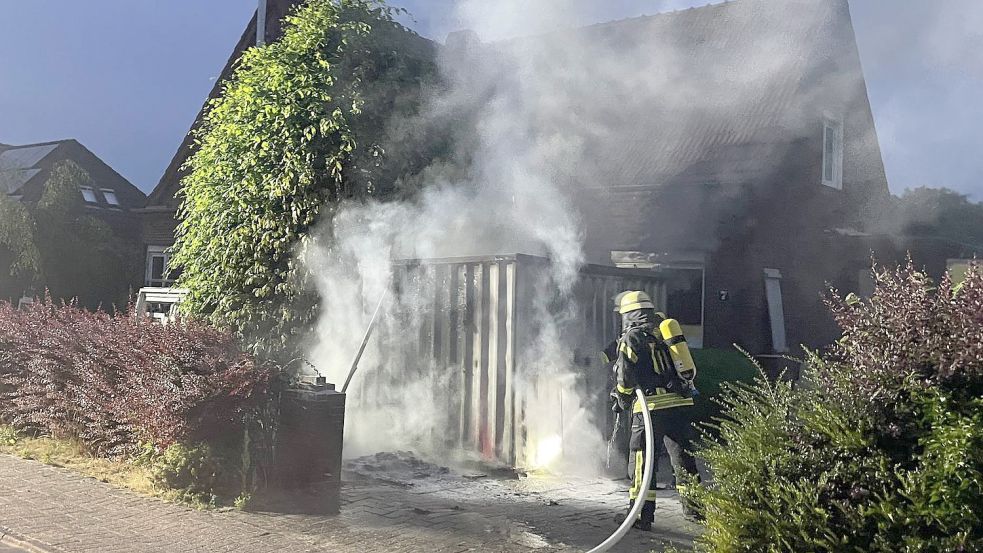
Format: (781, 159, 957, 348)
(0, 139, 146, 307)
(1, 139, 145, 225)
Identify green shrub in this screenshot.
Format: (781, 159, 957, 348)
(685, 261, 983, 552)
(173, 0, 439, 360)
(140, 442, 240, 507)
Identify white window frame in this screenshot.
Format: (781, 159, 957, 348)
(822, 113, 844, 189)
(145, 245, 175, 287)
(80, 186, 98, 203)
(101, 188, 120, 206)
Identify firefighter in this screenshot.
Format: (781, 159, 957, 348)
(612, 290, 700, 530)
(606, 294, 692, 487)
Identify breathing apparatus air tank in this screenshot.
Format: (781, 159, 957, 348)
(659, 318, 699, 396)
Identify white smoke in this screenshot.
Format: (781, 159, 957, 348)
(304, 0, 852, 473)
(305, 0, 599, 472)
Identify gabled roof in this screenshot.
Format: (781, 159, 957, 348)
(0, 139, 146, 209)
(149, 0, 885, 228)
(480, 0, 864, 191)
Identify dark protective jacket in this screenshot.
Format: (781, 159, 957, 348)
(615, 325, 694, 412)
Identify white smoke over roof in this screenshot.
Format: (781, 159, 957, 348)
(304, 0, 885, 471)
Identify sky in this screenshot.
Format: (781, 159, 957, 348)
(0, 1, 980, 199)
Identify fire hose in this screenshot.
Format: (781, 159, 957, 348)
(586, 387, 655, 553)
(341, 290, 388, 394)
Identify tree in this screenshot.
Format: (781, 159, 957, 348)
(0, 195, 41, 301)
(173, 0, 438, 359)
(894, 187, 983, 248)
(32, 161, 138, 309)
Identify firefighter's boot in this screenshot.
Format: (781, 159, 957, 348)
(614, 500, 654, 532)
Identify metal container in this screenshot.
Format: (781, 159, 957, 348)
(377, 254, 663, 467)
(272, 381, 345, 514)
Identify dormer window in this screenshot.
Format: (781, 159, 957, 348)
(822, 115, 843, 189)
(80, 186, 98, 203)
(101, 189, 120, 206)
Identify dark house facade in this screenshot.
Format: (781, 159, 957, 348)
(570, 0, 894, 361)
(445, 0, 894, 364)
(145, 0, 921, 365)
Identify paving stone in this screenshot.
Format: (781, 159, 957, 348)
(1, 453, 697, 552)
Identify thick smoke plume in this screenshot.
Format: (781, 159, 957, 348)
(305, 0, 605, 473)
(305, 0, 849, 473)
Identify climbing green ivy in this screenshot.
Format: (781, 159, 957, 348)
(173, 0, 437, 360)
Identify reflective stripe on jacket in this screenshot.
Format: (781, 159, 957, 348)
(632, 389, 694, 412)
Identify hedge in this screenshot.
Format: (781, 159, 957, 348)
(0, 298, 278, 458)
(686, 261, 983, 552)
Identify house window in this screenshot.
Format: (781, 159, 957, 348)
(822, 115, 843, 189)
(80, 186, 98, 203)
(101, 189, 120, 206)
(146, 246, 175, 287)
(610, 250, 705, 347)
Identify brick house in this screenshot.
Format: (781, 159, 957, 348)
(1, 139, 145, 221)
(562, 0, 975, 364)
(453, 0, 896, 365)
(143, 0, 929, 365)
(564, 0, 893, 364)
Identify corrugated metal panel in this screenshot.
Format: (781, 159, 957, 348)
(387, 254, 663, 466)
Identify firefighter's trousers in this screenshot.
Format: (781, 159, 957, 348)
(627, 406, 699, 522)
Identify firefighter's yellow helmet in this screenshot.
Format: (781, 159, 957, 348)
(617, 290, 655, 314)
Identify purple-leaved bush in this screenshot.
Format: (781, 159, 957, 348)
(687, 261, 982, 551)
(821, 258, 983, 438)
(0, 297, 278, 457)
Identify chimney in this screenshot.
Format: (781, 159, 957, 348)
(257, 0, 268, 46)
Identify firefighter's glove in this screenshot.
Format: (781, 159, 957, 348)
(610, 388, 632, 413)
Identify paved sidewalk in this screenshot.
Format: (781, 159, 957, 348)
(0, 454, 698, 552)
